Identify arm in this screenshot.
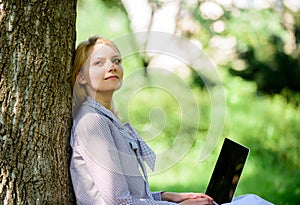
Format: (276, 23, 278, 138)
(162, 192, 213, 205)
(70, 144, 106, 205)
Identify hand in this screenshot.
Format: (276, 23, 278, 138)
(161, 192, 213, 203)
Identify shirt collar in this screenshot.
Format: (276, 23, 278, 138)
(83, 96, 124, 129)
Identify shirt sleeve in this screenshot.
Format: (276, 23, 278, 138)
(151, 192, 163, 201)
(71, 112, 178, 205)
(70, 143, 106, 205)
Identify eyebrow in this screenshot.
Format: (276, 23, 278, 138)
(112, 55, 121, 58)
(91, 55, 121, 61)
(90, 57, 106, 61)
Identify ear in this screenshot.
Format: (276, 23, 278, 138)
(77, 71, 87, 85)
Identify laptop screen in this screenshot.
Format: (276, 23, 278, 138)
(205, 138, 250, 204)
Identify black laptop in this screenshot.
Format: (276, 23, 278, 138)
(205, 138, 250, 205)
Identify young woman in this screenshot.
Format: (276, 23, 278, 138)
(70, 36, 273, 205)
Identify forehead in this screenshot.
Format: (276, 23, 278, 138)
(90, 43, 120, 59)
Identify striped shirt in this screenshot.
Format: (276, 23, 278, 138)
(70, 97, 177, 205)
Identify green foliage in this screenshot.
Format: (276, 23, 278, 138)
(225, 9, 300, 95)
(124, 87, 182, 146)
(223, 72, 300, 204)
(76, 0, 130, 44)
(77, 1, 300, 204)
(225, 9, 288, 51)
(190, 4, 300, 97)
(149, 72, 300, 204)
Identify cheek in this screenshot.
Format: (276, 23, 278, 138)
(88, 69, 104, 86)
(119, 66, 124, 79)
(120, 72, 124, 80)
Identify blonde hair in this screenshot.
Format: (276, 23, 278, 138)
(72, 36, 121, 117)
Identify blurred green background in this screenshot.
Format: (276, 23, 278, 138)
(76, 0, 300, 204)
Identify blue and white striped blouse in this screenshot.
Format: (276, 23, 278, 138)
(70, 97, 177, 205)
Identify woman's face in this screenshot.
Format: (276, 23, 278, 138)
(78, 43, 123, 96)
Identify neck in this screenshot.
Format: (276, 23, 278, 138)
(94, 92, 114, 112)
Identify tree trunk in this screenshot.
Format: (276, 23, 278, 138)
(0, 0, 76, 203)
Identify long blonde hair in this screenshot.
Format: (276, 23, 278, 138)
(72, 36, 121, 117)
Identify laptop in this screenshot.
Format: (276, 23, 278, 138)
(205, 138, 250, 205)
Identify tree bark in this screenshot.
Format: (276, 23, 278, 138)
(0, 0, 76, 203)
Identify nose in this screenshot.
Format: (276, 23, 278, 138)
(107, 60, 117, 72)
(108, 63, 117, 72)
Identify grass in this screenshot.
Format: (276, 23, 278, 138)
(147, 75, 300, 205)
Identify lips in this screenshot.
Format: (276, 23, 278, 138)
(104, 75, 119, 80)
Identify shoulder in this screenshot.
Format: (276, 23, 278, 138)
(73, 104, 111, 133)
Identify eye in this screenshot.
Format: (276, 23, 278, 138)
(94, 60, 104, 66)
(92, 58, 106, 67)
(112, 58, 122, 65)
